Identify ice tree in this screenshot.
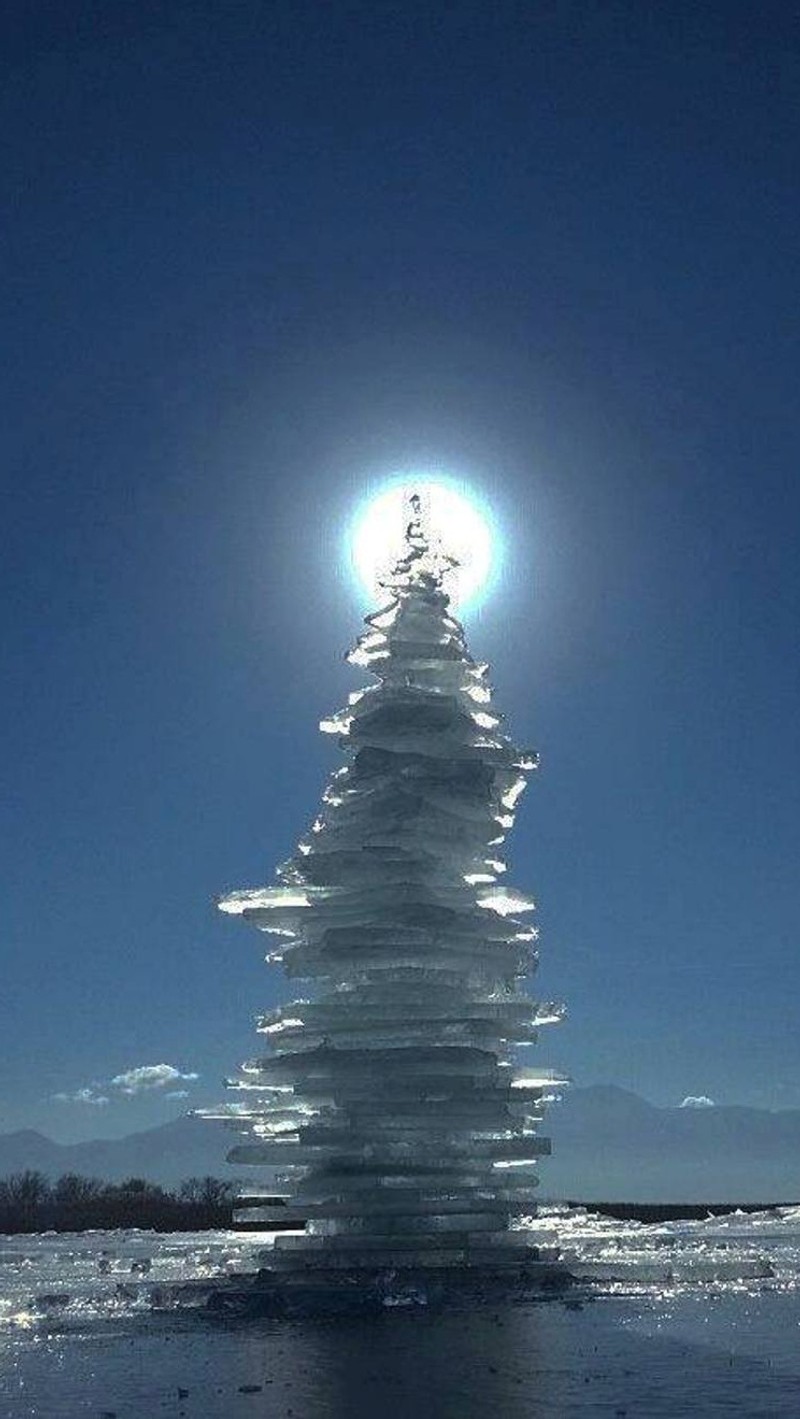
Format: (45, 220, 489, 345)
(209, 499, 563, 1272)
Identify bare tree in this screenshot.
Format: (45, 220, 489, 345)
(53, 1174, 103, 1207)
(4, 1171, 51, 1211)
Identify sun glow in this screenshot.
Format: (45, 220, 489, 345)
(350, 478, 497, 611)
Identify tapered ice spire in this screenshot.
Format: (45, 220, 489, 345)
(389, 489, 459, 593)
(206, 497, 564, 1273)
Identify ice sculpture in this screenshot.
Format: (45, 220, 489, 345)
(207, 497, 564, 1274)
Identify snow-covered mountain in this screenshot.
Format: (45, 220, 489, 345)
(2, 1089, 798, 1201)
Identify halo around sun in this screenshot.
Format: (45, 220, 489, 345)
(349, 479, 497, 612)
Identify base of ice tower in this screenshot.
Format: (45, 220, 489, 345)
(180, 1243, 571, 1318)
(260, 1227, 559, 1272)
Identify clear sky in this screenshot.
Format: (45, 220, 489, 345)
(2, 1, 798, 1141)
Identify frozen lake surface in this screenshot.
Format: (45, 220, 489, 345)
(3, 1205, 800, 1417)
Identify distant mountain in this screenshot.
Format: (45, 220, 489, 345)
(2, 1090, 799, 1201)
(545, 1085, 800, 1202)
(0, 1116, 235, 1188)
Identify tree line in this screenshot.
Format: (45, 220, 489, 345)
(0, 1171, 236, 1233)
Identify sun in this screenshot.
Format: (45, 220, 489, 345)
(349, 478, 497, 612)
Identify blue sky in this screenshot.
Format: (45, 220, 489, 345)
(2, 1, 798, 1140)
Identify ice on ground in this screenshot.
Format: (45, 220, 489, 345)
(521, 1203, 800, 1288)
(6, 1209, 800, 1419)
(2, 1204, 800, 1331)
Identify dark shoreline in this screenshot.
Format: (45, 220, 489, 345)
(0, 1172, 235, 1234)
(1, 1190, 796, 1235)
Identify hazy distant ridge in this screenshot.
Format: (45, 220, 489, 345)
(3, 1088, 799, 1201)
(0, 1116, 236, 1189)
(544, 1086, 800, 1202)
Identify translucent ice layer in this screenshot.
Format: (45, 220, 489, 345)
(205, 502, 564, 1272)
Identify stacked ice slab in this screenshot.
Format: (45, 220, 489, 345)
(212, 506, 563, 1271)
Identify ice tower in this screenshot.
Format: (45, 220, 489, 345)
(209, 498, 563, 1275)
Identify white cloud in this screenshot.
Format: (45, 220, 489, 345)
(679, 1095, 716, 1109)
(53, 1087, 110, 1107)
(51, 1064, 199, 1107)
(109, 1064, 200, 1096)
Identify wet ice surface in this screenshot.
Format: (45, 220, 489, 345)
(3, 1206, 800, 1417)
